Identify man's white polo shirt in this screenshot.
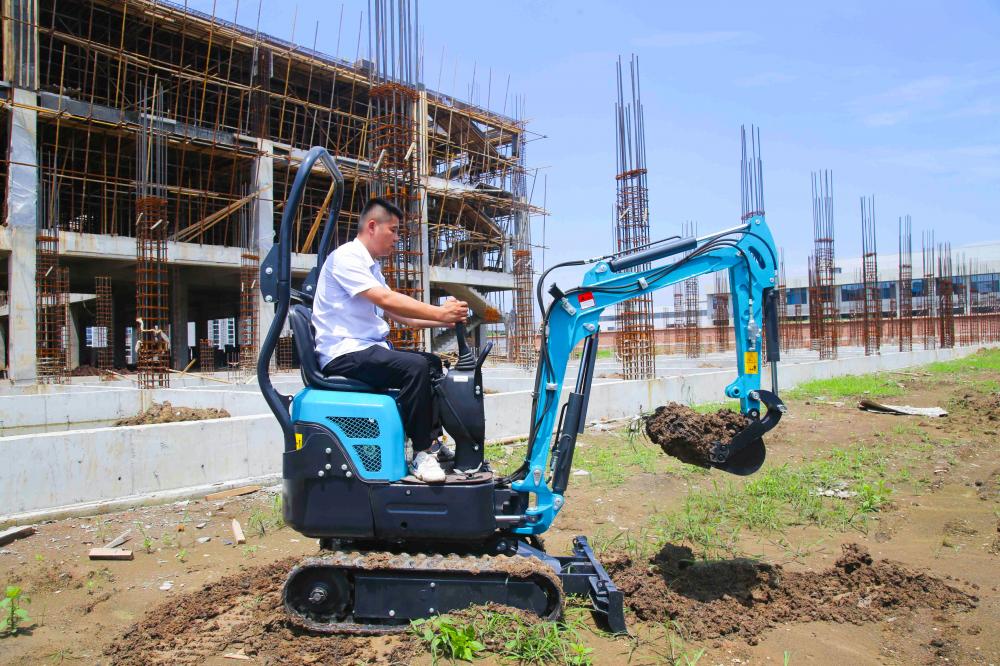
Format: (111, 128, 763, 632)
(313, 238, 390, 369)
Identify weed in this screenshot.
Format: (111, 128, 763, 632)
(34, 554, 45, 563)
(134, 521, 155, 554)
(45, 648, 81, 663)
(856, 480, 891, 513)
(474, 609, 592, 665)
(1, 585, 31, 636)
(248, 495, 285, 538)
(160, 534, 175, 549)
(241, 545, 259, 558)
(643, 621, 705, 665)
(412, 616, 485, 663)
(175, 548, 188, 563)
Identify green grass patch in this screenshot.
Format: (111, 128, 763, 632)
(412, 608, 593, 665)
(574, 433, 666, 486)
(923, 347, 1000, 374)
(690, 400, 740, 415)
(645, 444, 892, 558)
(785, 373, 905, 400)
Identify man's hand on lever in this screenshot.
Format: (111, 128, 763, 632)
(438, 297, 468, 325)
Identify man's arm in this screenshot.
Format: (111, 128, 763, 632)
(361, 286, 467, 324)
(386, 312, 454, 329)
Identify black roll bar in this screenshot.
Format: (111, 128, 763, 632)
(257, 146, 344, 452)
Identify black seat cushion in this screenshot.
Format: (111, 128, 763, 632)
(288, 304, 383, 393)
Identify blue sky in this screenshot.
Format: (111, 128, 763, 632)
(192, 0, 999, 280)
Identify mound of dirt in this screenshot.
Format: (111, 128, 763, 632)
(603, 543, 977, 644)
(103, 558, 420, 665)
(644, 403, 750, 467)
(116, 401, 230, 426)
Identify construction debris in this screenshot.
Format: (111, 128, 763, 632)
(88, 548, 134, 561)
(103, 530, 132, 549)
(207, 485, 262, 502)
(858, 399, 947, 418)
(231, 520, 247, 545)
(0, 525, 36, 546)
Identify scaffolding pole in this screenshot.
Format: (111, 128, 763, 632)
(860, 196, 880, 355)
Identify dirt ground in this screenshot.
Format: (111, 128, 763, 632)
(1, 351, 999, 665)
(115, 401, 231, 426)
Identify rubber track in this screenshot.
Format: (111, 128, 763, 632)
(284, 550, 565, 635)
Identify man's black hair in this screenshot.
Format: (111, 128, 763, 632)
(358, 197, 404, 233)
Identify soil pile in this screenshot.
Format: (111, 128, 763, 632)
(116, 401, 230, 426)
(604, 542, 977, 643)
(644, 403, 750, 467)
(104, 558, 419, 665)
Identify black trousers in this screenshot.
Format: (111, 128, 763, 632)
(323, 345, 443, 452)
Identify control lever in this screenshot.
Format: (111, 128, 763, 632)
(454, 317, 475, 370)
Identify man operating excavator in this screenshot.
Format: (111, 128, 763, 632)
(312, 197, 469, 483)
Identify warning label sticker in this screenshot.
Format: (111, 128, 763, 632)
(744, 351, 759, 375)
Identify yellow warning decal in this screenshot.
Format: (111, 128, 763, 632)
(295, 433, 304, 450)
(744, 351, 759, 375)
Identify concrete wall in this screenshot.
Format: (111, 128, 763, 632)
(3, 415, 279, 517)
(1, 344, 991, 522)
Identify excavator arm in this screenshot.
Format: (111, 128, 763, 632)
(509, 216, 786, 536)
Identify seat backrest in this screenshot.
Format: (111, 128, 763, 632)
(288, 304, 379, 392)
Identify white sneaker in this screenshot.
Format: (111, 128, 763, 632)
(412, 450, 447, 483)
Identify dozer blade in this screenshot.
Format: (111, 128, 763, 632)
(710, 389, 786, 476)
(283, 550, 564, 635)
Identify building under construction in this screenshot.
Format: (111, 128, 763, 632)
(0, 0, 541, 384)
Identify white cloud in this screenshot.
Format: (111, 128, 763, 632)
(875, 143, 1000, 181)
(853, 70, 1000, 127)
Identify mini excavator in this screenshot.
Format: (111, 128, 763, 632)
(258, 147, 786, 635)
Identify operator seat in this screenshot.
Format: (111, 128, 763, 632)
(288, 303, 388, 393)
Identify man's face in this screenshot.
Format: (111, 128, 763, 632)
(370, 216, 399, 258)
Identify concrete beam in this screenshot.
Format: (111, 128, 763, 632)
(56, 230, 314, 276)
(431, 265, 515, 290)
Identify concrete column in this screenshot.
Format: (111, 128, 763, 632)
(6, 88, 39, 383)
(255, 141, 275, 357)
(170, 268, 189, 369)
(416, 88, 432, 351)
(66, 303, 80, 370)
(0, 321, 7, 372)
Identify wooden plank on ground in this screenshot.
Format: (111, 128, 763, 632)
(89, 548, 134, 561)
(231, 519, 246, 545)
(104, 530, 132, 549)
(0, 525, 35, 546)
(206, 485, 261, 501)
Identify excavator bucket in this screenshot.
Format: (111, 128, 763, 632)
(709, 390, 786, 476)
